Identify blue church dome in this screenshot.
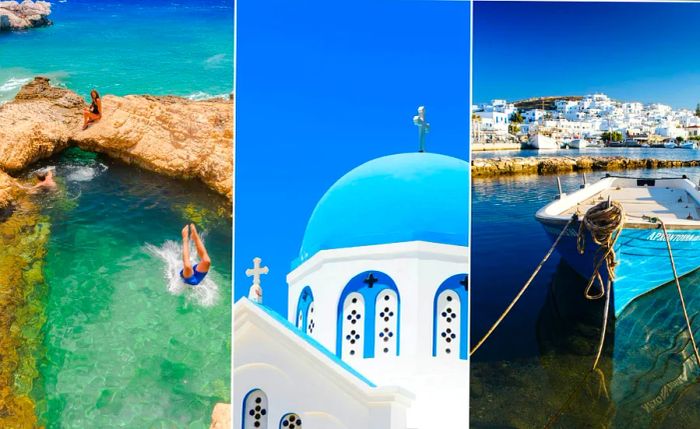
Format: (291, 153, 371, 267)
(296, 152, 469, 267)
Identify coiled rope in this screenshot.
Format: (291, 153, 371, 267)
(576, 200, 624, 371)
(544, 200, 624, 429)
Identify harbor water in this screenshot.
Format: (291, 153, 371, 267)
(471, 166, 700, 428)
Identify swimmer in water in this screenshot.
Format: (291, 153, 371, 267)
(18, 169, 57, 193)
(180, 223, 211, 286)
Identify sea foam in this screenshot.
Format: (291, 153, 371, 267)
(145, 239, 219, 307)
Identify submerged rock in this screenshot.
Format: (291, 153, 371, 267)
(0, 199, 49, 429)
(0, 77, 234, 203)
(210, 403, 231, 429)
(0, 0, 52, 31)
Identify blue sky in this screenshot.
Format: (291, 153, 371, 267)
(474, 1, 700, 109)
(235, 0, 470, 315)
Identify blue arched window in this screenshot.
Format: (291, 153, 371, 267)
(336, 271, 400, 359)
(279, 413, 302, 429)
(295, 286, 315, 334)
(242, 388, 268, 429)
(433, 274, 468, 360)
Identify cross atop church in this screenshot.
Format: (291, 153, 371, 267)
(412, 105, 430, 153)
(246, 257, 269, 285)
(246, 257, 269, 304)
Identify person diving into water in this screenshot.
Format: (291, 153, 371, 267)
(82, 89, 102, 130)
(180, 223, 211, 286)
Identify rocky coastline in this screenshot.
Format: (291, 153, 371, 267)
(0, 77, 233, 206)
(0, 0, 51, 30)
(472, 156, 700, 178)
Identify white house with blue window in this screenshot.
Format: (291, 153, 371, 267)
(234, 152, 469, 429)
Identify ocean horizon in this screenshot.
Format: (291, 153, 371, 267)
(0, 0, 234, 103)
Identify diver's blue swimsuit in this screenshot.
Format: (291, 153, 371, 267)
(180, 264, 208, 286)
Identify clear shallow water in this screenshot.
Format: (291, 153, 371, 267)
(474, 147, 700, 161)
(27, 148, 232, 428)
(471, 168, 700, 428)
(0, 0, 233, 102)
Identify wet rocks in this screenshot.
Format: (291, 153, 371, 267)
(0, 77, 234, 204)
(472, 156, 700, 178)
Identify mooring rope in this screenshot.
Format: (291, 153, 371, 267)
(544, 200, 624, 429)
(643, 215, 700, 368)
(470, 214, 577, 356)
(576, 200, 624, 371)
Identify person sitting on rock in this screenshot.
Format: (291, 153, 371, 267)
(82, 89, 102, 130)
(180, 223, 211, 286)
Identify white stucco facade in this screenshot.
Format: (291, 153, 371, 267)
(286, 240, 469, 429)
(233, 153, 470, 429)
(233, 299, 414, 429)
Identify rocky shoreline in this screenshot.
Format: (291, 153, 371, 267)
(0, 77, 233, 206)
(472, 156, 700, 178)
(0, 0, 51, 30)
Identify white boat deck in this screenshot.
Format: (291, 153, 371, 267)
(563, 186, 700, 221)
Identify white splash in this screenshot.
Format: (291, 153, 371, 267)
(64, 163, 108, 182)
(0, 77, 31, 93)
(145, 240, 219, 307)
(185, 91, 230, 101)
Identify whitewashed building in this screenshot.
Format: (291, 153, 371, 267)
(234, 152, 470, 429)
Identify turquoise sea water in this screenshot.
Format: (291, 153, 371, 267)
(471, 168, 700, 428)
(30, 149, 232, 428)
(0, 0, 234, 102)
(1, 1, 233, 426)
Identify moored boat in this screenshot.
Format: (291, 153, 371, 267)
(529, 133, 558, 150)
(570, 138, 589, 149)
(664, 141, 677, 149)
(535, 175, 700, 316)
(680, 141, 697, 149)
(624, 138, 640, 147)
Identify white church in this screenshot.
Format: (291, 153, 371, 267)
(233, 150, 469, 429)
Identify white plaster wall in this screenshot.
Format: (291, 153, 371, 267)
(233, 304, 412, 429)
(285, 241, 469, 429)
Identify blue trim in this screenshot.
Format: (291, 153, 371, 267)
(336, 271, 400, 358)
(250, 299, 376, 387)
(295, 286, 314, 332)
(432, 274, 468, 360)
(241, 388, 267, 429)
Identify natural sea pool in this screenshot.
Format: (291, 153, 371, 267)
(16, 148, 232, 428)
(471, 167, 700, 428)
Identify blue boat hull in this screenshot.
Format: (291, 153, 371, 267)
(540, 221, 700, 316)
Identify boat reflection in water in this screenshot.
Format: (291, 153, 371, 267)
(539, 259, 700, 427)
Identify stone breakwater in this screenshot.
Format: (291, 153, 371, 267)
(0, 77, 233, 204)
(0, 0, 51, 30)
(472, 156, 700, 178)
